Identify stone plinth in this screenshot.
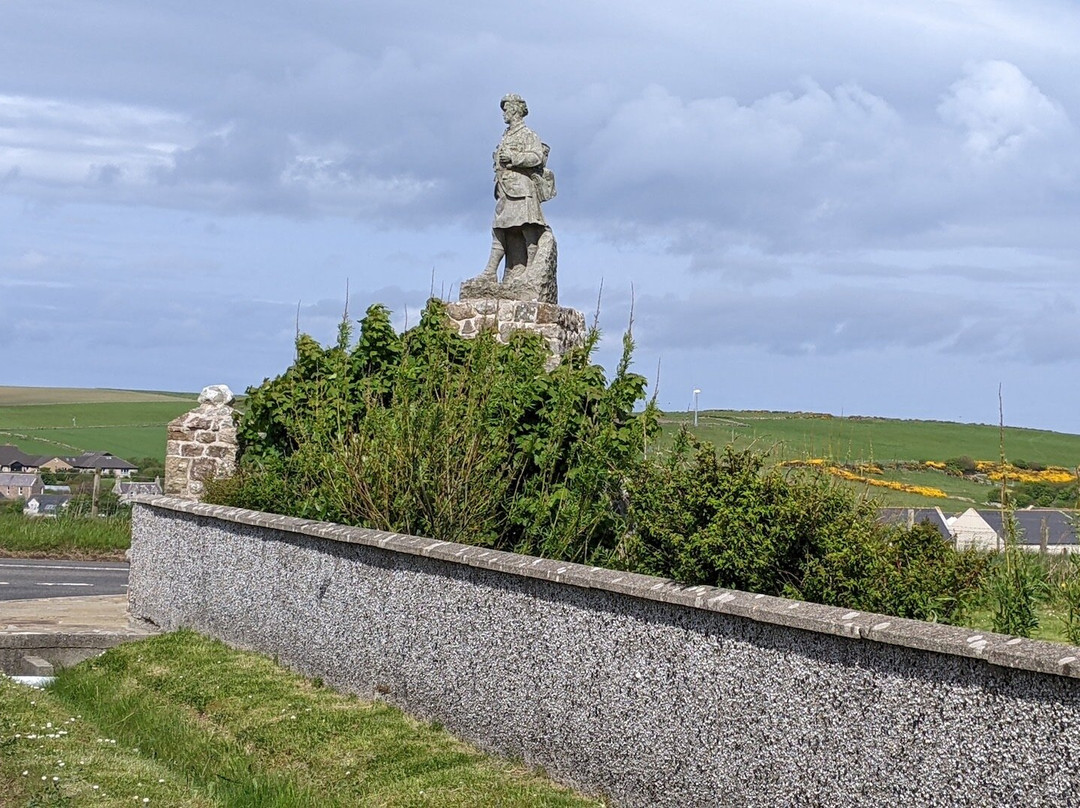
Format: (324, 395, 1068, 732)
(164, 385, 238, 501)
(445, 298, 586, 367)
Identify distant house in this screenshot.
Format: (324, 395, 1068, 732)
(0, 445, 41, 473)
(23, 493, 72, 517)
(114, 479, 162, 504)
(879, 506, 1079, 554)
(976, 509, 1078, 554)
(38, 456, 76, 473)
(68, 452, 138, 478)
(0, 472, 44, 501)
(879, 507, 952, 541)
(947, 508, 1003, 552)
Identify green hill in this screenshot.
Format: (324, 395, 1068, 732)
(661, 410, 1080, 511)
(663, 409, 1080, 466)
(0, 387, 197, 461)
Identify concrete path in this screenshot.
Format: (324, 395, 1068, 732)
(0, 594, 158, 676)
(0, 594, 142, 633)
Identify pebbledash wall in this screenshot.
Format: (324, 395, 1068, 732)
(130, 497, 1080, 807)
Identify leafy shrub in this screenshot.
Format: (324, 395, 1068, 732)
(624, 433, 985, 623)
(209, 299, 658, 564)
(1012, 459, 1046, 472)
(1059, 554, 1080, 645)
(1010, 480, 1075, 508)
(1, 498, 25, 515)
(944, 456, 977, 476)
(210, 297, 988, 625)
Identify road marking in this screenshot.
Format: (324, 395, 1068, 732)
(36, 582, 94, 587)
(0, 581, 8, 585)
(0, 563, 126, 572)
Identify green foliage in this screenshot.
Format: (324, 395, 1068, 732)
(1012, 459, 1046, 472)
(212, 297, 996, 627)
(0, 511, 130, 557)
(986, 511, 1047, 637)
(67, 489, 123, 518)
(131, 456, 165, 481)
(212, 299, 657, 562)
(944, 455, 977, 476)
(1, 497, 24, 515)
(1008, 480, 1076, 508)
(624, 432, 985, 622)
(803, 520, 987, 624)
(1060, 554, 1080, 645)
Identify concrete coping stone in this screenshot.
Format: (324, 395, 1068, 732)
(132, 495, 1080, 681)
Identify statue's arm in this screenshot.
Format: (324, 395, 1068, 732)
(499, 130, 543, 168)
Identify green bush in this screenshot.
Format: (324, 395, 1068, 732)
(944, 456, 977, 476)
(623, 433, 985, 622)
(209, 299, 657, 565)
(209, 297, 989, 625)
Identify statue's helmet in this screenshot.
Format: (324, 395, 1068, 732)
(500, 93, 528, 116)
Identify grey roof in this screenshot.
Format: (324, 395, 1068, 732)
(976, 509, 1078, 547)
(25, 493, 72, 513)
(0, 472, 41, 486)
(0, 444, 39, 469)
(878, 507, 952, 540)
(69, 451, 138, 471)
(115, 481, 162, 497)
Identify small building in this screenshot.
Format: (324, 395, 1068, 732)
(947, 508, 1002, 552)
(23, 493, 72, 517)
(977, 509, 1078, 554)
(68, 452, 139, 478)
(0, 445, 41, 473)
(38, 456, 76, 473)
(114, 479, 162, 504)
(0, 472, 44, 501)
(879, 507, 952, 541)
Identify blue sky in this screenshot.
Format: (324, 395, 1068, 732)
(2, 1, 1079, 431)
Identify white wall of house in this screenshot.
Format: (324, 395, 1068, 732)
(950, 508, 1001, 552)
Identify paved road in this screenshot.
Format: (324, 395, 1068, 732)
(0, 559, 129, 601)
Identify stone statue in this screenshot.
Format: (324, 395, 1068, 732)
(461, 94, 558, 304)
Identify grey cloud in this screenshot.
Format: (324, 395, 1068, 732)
(4, 7, 1080, 266)
(87, 163, 123, 186)
(637, 287, 1006, 358)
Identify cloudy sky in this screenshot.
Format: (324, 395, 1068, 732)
(2, 1, 1079, 432)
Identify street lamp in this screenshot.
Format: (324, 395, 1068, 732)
(693, 389, 701, 427)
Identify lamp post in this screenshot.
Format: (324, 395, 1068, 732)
(693, 389, 701, 427)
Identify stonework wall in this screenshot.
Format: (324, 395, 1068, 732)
(130, 497, 1080, 808)
(445, 298, 586, 367)
(164, 386, 238, 501)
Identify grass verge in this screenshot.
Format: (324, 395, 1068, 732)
(0, 514, 130, 561)
(1, 631, 601, 807)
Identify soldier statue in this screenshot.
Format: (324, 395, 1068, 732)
(461, 94, 558, 304)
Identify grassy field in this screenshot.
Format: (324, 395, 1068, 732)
(0, 631, 599, 808)
(0, 513, 130, 560)
(664, 410, 1080, 466)
(0, 386, 193, 406)
(0, 388, 197, 461)
(662, 410, 1080, 510)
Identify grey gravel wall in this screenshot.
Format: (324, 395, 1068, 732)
(130, 497, 1080, 807)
